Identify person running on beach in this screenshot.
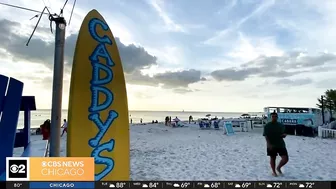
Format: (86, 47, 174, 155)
(263, 112, 288, 176)
(61, 119, 68, 137)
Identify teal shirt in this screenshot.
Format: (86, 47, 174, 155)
(263, 121, 286, 148)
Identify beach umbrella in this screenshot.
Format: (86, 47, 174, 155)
(241, 113, 250, 117)
(206, 114, 211, 117)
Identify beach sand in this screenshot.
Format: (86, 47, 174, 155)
(13, 122, 336, 181)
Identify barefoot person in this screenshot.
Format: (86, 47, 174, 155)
(61, 119, 68, 137)
(263, 112, 288, 176)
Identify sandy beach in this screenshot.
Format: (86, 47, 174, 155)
(13, 122, 336, 181)
(3, 0, 336, 183)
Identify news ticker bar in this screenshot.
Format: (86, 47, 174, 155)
(2, 181, 335, 189)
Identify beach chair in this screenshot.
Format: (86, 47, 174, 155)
(0, 75, 23, 179)
(199, 121, 204, 129)
(239, 121, 248, 132)
(0, 75, 38, 181)
(214, 121, 219, 129)
(205, 122, 210, 128)
(224, 121, 235, 136)
(177, 122, 185, 127)
(295, 125, 304, 136)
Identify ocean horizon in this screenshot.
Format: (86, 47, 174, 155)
(17, 109, 264, 129)
(37, 109, 263, 113)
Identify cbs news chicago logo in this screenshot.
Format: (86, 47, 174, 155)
(6, 157, 30, 181)
(6, 157, 94, 181)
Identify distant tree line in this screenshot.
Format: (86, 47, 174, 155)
(316, 89, 336, 119)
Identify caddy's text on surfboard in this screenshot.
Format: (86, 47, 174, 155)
(87, 17, 118, 181)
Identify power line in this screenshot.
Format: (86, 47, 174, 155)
(68, 0, 77, 25)
(26, 6, 50, 46)
(61, 0, 69, 10)
(0, 2, 48, 15)
(0, 0, 76, 45)
(0, 2, 57, 46)
(59, 0, 76, 25)
(59, 0, 77, 26)
(60, 0, 69, 15)
(42, 0, 53, 12)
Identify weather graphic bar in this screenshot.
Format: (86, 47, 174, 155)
(3, 181, 334, 189)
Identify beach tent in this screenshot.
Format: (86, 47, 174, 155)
(172, 117, 184, 127)
(241, 113, 251, 118)
(173, 117, 180, 122)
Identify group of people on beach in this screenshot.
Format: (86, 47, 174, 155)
(164, 115, 193, 126)
(129, 116, 143, 124)
(164, 116, 185, 127)
(130, 115, 194, 125)
(35, 111, 298, 177)
(164, 116, 172, 126)
(39, 119, 68, 140)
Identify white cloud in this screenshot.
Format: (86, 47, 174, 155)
(147, 0, 186, 33)
(226, 33, 284, 63)
(146, 45, 186, 67)
(1, 0, 336, 112)
(215, 0, 237, 15)
(204, 0, 276, 46)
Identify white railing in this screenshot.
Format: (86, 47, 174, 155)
(44, 140, 50, 157)
(318, 126, 336, 139)
(219, 120, 249, 132)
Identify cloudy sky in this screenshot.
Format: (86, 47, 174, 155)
(0, 0, 335, 112)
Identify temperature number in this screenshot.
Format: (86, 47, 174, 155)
(149, 182, 159, 188)
(13, 183, 22, 188)
(306, 182, 314, 188)
(181, 182, 190, 188)
(116, 182, 126, 188)
(242, 183, 252, 188)
(273, 182, 282, 188)
(211, 182, 220, 188)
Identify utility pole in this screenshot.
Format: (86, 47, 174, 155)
(49, 16, 66, 157)
(0, 1, 75, 157)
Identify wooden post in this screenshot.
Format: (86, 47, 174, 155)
(23, 108, 31, 149)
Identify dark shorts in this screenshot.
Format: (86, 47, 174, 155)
(267, 147, 288, 157)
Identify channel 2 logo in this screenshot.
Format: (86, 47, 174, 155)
(6, 157, 30, 181)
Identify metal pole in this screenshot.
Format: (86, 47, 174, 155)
(321, 95, 325, 124)
(49, 17, 66, 157)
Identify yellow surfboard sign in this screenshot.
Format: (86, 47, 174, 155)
(67, 9, 130, 181)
